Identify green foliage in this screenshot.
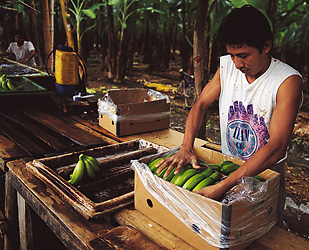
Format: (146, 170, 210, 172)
(67, 0, 104, 54)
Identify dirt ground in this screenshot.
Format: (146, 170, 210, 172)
(85, 50, 309, 237)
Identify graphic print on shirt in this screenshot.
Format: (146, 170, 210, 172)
(226, 101, 270, 160)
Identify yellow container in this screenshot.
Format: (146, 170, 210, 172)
(55, 49, 79, 86)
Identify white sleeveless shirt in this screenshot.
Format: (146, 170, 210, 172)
(219, 55, 301, 160)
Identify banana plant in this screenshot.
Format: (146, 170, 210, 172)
(67, 0, 104, 57)
(108, 0, 164, 83)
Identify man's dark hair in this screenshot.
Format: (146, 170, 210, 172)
(217, 5, 273, 52)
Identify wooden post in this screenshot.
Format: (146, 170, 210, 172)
(17, 193, 33, 250)
(4, 173, 19, 250)
(60, 0, 75, 49)
(42, 0, 52, 71)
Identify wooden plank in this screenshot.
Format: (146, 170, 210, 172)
(23, 110, 110, 147)
(6, 159, 114, 250)
(115, 208, 197, 250)
(247, 226, 309, 250)
(71, 115, 125, 144)
(0, 133, 27, 163)
(0, 111, 70, 152)
(0, 117, 46, 156)
(103, 225, 163, 250)
(61, 115, 121, 145)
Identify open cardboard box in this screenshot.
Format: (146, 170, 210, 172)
(98, 89, 170, 136)
(133, 146, 280, 250)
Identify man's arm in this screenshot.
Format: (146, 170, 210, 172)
(195, 74, 303, 199)
(19, 49, 35, 64)
(157, 68, 221, 177)
(0, 51, 12, 58)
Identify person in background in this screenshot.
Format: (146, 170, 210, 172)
(0, 30, 36, 67)
(156, 5, 303, 227)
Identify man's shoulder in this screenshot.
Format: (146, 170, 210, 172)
(271, 57, 301, 78)
(8, 42, 17, 47)
(24, 41, 35, 49)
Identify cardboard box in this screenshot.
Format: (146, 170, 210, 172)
(98, 89, 170, 136)
(133, 146, 280, 250)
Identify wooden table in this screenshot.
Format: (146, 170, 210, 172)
(5, 145, 309, 250)
(0, 94, 124, 249)
(1, 95, 308, 250)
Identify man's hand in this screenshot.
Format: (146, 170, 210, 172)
(19, 58, 28, 64)
(155, 147, 201, 179)
(193, 181, 228, 201)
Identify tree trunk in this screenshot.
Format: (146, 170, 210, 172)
(193, 0, 208, 140)
(60, 0, 74, 49)
(127, 35, 135, 75)
(107, 4, 116, 79)
(42, 0, 51, 70)
(49, 0, 54, 68)
(30, 0, 44, 67)
(114, 28, 127, 84)
(99, 5, 108, 71)
(267, 0, 278, 30)
(181, 0, 190, 72)
(162, 19, 174, 70)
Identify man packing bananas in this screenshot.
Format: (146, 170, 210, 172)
(155, 5, 303, 227)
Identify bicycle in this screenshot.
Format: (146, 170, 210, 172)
(176, 70, 197, 108)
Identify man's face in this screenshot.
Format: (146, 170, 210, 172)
(15, 35, 24, 46)
(226, 43, 271, 81)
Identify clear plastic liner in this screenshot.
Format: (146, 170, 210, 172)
(222, 177, 270, 204)
(132, 148, 279, 248)
(97, 88, 170, 122)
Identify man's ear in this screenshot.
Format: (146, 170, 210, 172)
(264, 39, 272, 53)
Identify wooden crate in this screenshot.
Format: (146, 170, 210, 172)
(27, 139, 168, 219)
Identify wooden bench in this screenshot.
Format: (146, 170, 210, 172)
(114, 208, 309, 250)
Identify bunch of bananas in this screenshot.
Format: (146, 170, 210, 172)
(148, 156, 222, 191)
(148, 158, 266, 192)
(68, 154, 100, 186)
(0, 73, 22, 92)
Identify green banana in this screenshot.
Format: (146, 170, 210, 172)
(182, 173, 206, 191)
(6, 79, 17, 91)
(1, 80, 9, 91)
(68, 158, 85, 186)
(219, 160, 234, 168)
(228, 170, 236, 176)
(209, 172, 221, 181)
(192, 177, 215, 191)
(148, 158, 163, 172)
(208, 164, 220, 171)
(200, 168, 214, 178)
(83, 157, 96, 179)
(155, 166, 168, 178)
(254, 175, 266, 182)
(149, 154, 173, 173)
(163, 166, 177, 181)
(83, 155, 100, 173)
(221, 163, 240, 175)
(0, 74, 6, 84)
(174, 168, 199, 187)
(170, 164, 191, 184)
